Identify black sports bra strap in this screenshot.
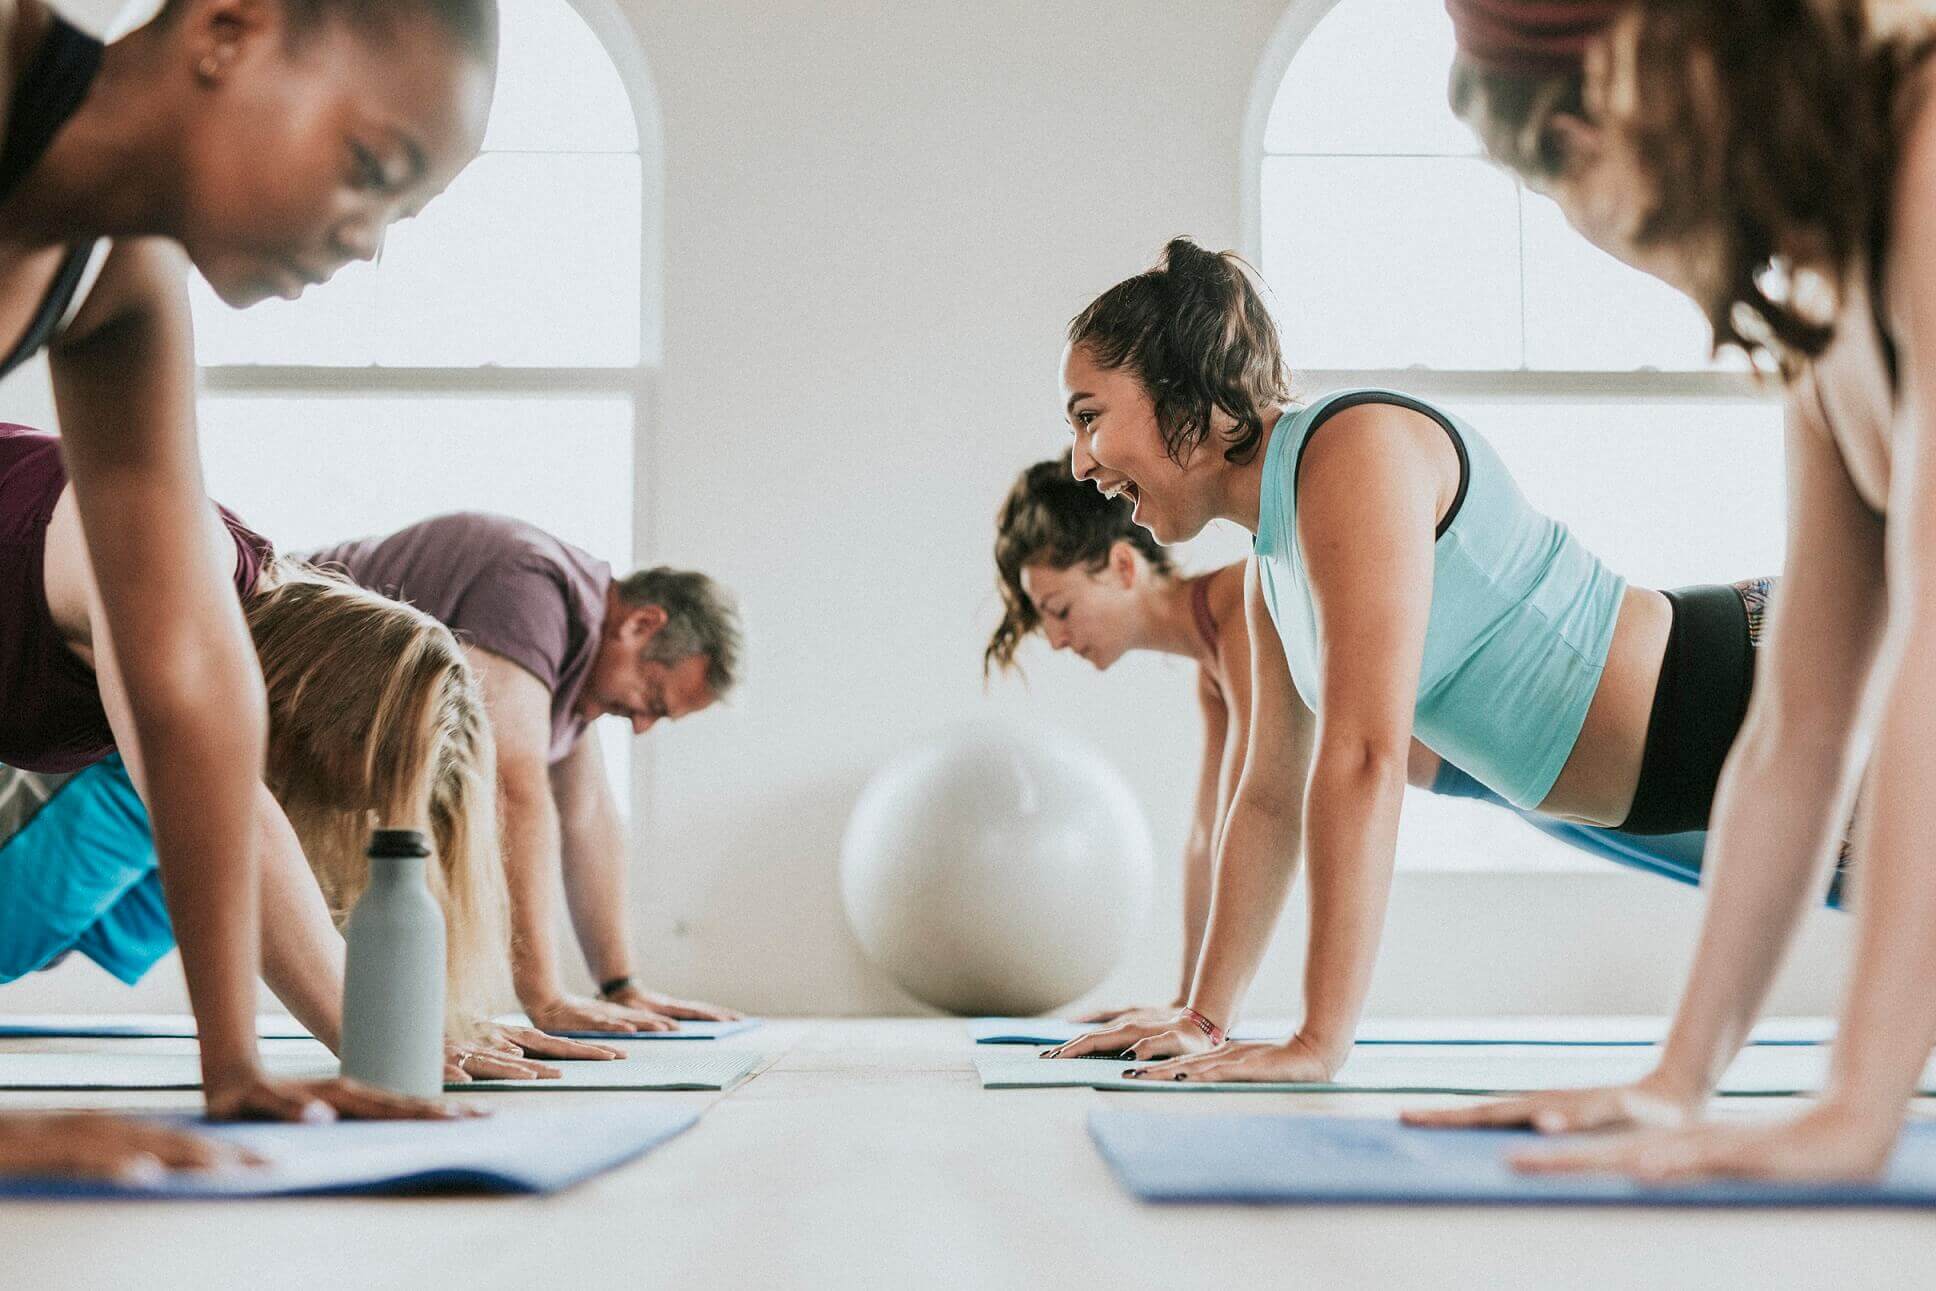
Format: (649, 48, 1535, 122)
(0, 13, 103, 203)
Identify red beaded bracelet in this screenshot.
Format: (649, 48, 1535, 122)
(1180, 1006, 1226, 1046)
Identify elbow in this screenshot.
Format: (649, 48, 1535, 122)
(123, 648, 268, 757)
(1312, 732, 1410, 795)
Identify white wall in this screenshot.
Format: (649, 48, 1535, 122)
(3, 0, 1852, 1022)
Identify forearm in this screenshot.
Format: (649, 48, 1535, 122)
(141, 698, 267, 1078)
(254, 792, 346, 1051)
(559, 802, 636, 985)
(1175, 840, 1214, 1002)
(1184, 801, 1301, 1029)
(1656, 713, 1857, 1094)
(1821, 640, 1936, 1115)
(502, 786, 569, 1004)
(1295, 745, 1407, 1063)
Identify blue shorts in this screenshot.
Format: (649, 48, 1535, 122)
(0, 755, 174, 985)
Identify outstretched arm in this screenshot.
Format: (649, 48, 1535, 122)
(51, 239, 278, 1113)
(1408, 386, 1884, 1151)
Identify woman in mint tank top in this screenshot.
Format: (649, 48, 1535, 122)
(1041, 239, 1793, 1084)
(986, 455, 1840, 1033)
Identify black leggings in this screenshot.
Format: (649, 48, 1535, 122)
(1616, 581, 1766, 835)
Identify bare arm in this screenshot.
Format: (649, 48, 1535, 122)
(1046, 560, 1311, 1061)
(551, 731, 635, 987)
(1408, 380, 1886, 1140)
(1172, 668, 1229, 1003)
(49, 240, 272, 1104)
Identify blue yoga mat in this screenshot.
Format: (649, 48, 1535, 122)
(0, 1105, 696, 1200)
(1088, 1111, 1936, 1207)
(0, 1014, 312, 1041)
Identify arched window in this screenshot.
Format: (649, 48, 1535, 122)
(1249, 0, 1784, 871)
(192, 0, 656, 810)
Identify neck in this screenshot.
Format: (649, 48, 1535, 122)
(1131, 573, 1217, 669)
(2, 20, 192, 245)
(1206, 404, 1286, 534)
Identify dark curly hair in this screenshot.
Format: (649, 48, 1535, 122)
(1067, 238, 1292, 467)
(985, 452, 1174, 677)
(1450, 0, 1936, 374)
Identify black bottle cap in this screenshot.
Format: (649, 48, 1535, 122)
(367, 828, 432, 859)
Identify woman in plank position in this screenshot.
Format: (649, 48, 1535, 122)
(0, 0, 498, 1175)
(1405, 0, 1936, 1183)
(988, 454, 1804, 1029)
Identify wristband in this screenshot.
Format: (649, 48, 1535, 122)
(1180, 1006, 1226, 1046)
(598, 975, 635, 999)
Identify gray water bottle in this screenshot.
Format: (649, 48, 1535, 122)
(340, 828, 446, 1097)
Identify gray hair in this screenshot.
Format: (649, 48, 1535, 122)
(615, 567, 742, 698)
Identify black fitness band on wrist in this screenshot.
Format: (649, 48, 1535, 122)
(598, 975, 635, 999)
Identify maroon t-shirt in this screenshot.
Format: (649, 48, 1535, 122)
(0, 424, 275, 773)
(302, 514, 612, 763)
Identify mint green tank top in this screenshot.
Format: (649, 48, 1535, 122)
(1253, 389, 1626, 809)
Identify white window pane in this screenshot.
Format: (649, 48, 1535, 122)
(483, 0, 639, 153)
(1521, 191, 1720, 371)
(374, 155, 641, 366)
(192, 156, 642, 367)
(1396, 790, 1600, 873)
(1265, 0, 1474, 157)
(1447, 397, 1787, 589)
(1262, 156, 1522, 369)
(197, 394, 633, 562)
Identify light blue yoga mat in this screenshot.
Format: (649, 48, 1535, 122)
(0, 1014, 312, 1041)
(1089, 1111, 1936, 1207)
(497, 1015, 762, 1042)
(0, 1048, 763, 1091)
(976, 1042, 1926, 1096)
(0, 1105, 697, 1199)
(970, 1016, 1832, 1047)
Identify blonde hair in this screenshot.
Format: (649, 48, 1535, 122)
(247, 560, 507, 1035)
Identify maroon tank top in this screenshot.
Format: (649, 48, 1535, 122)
(0, 425, 274, 772)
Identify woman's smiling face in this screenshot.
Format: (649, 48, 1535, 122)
(1060, 343, 1219, 545)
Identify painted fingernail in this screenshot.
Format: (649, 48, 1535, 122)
(1173, 1073, 1189, 1082)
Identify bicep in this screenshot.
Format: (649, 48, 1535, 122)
(1755, 389, 1886, 717)
(1294, 412, 1439, 753)
(468, 646, 555, 798)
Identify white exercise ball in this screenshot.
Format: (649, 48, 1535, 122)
(839, 721, 1154, 1016)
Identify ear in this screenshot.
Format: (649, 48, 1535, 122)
(1107, 540, 1139, 589)
(186, 0, 277, 83)
(619, 602, 670, 645)
(1544, 112, 1603, 179)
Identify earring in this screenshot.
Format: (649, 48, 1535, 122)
(198, 52, 221, 79)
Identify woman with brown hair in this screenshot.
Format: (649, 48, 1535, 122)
(0, 0, 501, 1171)
(1405, 0, 1936, 1183)
(1037, 239, 1796, 1079)
(989, 454, 1806, 1030)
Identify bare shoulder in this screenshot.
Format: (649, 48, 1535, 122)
(1297, 400, 1452, 497)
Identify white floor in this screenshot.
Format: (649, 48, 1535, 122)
(4, 1019, 1934, 1291)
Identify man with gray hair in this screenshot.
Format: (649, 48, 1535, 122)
(305, 513, 743, 1034)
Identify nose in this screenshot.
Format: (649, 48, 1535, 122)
(1042, 620, 1070, 650)
(631, 714, 657, 736)
(1069, 437, 1098, 482)
(334, 214, 386, 267)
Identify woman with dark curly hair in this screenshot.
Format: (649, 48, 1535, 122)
(991, 451, 1813, 1034)
(1038, 239, 1807, 1082)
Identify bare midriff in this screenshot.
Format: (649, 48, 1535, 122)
(1535, 583, 1674, 827)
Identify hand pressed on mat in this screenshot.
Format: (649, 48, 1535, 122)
(1122, 1035, 1336, 1083)
(1042, 1009, 1220, 1062)
(205, 1070, 482, 1122)
(0, 1111, 261, 1181)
